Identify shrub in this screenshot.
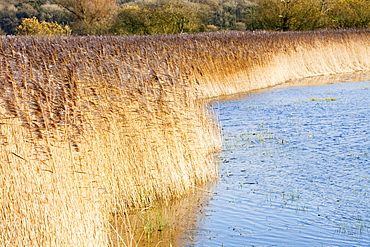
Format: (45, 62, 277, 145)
(110, 5, 148, 35)
(253, 0, 331, 31)
(111, 3, 206, 35)
(328, 0, 370, 28)
(16, 17, 71, 36)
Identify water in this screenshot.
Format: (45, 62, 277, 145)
(193, 80, 370, 246)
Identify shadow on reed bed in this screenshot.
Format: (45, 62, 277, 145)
(1, 30, 370, 245)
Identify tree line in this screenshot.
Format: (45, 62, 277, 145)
(1, 0, 370, 36)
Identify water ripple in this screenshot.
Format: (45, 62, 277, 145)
(195, 81, 370, 246)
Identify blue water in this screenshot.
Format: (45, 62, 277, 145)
(193, 81, 370, 246)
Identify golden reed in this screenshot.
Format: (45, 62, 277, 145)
(0, 30, 370, 245)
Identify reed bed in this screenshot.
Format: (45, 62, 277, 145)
(0, 36, 220, 246)
(169, 30, 370, 97)
(1, 30, 370, 246)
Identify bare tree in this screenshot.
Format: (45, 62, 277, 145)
(54, 0, 119, 34)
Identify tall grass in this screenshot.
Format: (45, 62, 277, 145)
(1, 30, 370, 245)
(172, 30, 370, 97)
(0, 36, 220, 246)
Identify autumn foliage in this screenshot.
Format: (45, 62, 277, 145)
(16, 17, 71, 36)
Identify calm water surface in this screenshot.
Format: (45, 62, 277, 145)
(193, 81, 370, 246)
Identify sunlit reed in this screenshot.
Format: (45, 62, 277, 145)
(1, 29, 369, 246)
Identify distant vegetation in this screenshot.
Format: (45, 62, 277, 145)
(1, 0, 370, 35)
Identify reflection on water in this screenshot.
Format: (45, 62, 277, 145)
(195, 78, 370, 246)
(110, 185, 214, 247)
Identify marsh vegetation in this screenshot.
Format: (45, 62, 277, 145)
(1, 30, 370, 245)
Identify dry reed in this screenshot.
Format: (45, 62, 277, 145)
(0, 35, 220, 246)
(1, 29, 370, 246)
